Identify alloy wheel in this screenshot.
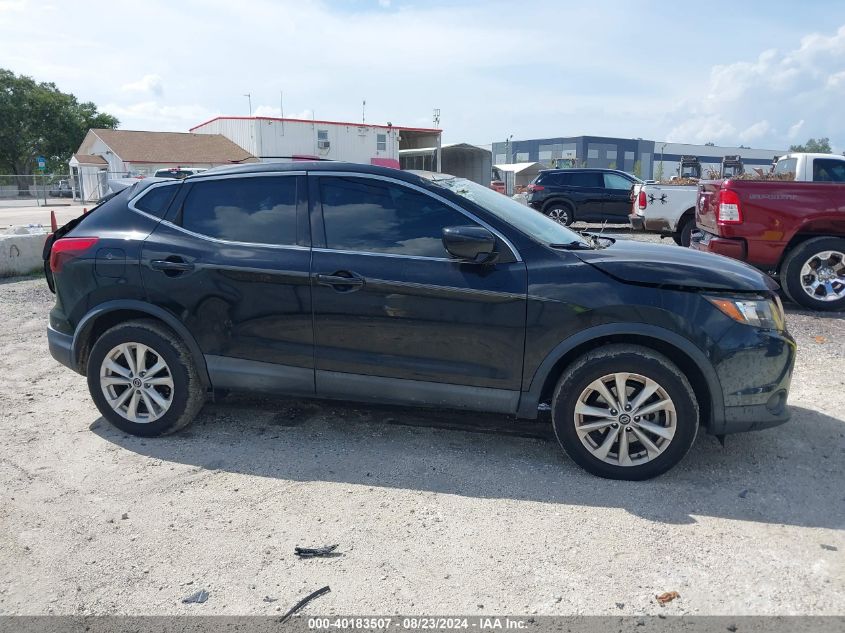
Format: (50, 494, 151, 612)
(548, 208, 570, 224)
(99, 342, 174, 423)
(573, 372, 676, 466)
(800, 250, 845, 302)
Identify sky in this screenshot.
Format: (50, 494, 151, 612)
(1, 0, 844, 151)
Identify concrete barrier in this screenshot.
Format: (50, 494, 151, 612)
(1, 225, 48, 277)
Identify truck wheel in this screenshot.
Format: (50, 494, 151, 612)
(551, 344, 699, 480)
(781, 237, 845, 311)
(87, 319, 206, 436)
(546, 204, 574, 226)
(672, 214, 694, 247)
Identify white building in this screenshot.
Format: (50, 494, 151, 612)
(189, 116, 442, 169)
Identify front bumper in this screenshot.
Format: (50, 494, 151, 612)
(691, 230, 747, 261)
(48, 325, 76, 372)
(711, 327, 796, 435)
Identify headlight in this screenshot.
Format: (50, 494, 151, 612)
(706, 295, 785, 330)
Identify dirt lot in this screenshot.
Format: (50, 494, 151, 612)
(0, 233, 843, 617)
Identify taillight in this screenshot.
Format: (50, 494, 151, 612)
(716, 189, 742, 224)
(638, 190, 647, 209)
(528, 184, 544, 192)
(50, 237, 98, 273)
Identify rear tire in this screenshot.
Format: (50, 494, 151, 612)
(551, 344, 699, 480)
(672, 215, 694, 247)
(87, 319, 205, 436)
(780, 237, 845, 311)
(545, 203, 574, 226)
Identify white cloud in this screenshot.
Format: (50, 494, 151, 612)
(378, 0, 391, 7)
(102, 101, 218, 132)
(121, 74, 164, 97)
(667, 24, 845, 149)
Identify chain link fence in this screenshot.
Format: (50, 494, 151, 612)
(0, 171, 142, 208)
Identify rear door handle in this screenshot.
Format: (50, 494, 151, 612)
(150, 259, 195, 273)
(315, 271, 365, 290)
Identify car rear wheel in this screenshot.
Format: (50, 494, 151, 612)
(672, 215, 694, 247)
(781, 237, 845, 311)
(87, 319, 205, 436)
(546, 205, 574, 226)
(551, 344, 699, 480)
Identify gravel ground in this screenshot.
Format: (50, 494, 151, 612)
(1, 232, 843, 617)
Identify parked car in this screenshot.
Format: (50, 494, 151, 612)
(693, 157, 845, 311)
(44, 162, 794, 480)
(527, 168, 641, 225)
(48, 179, 73, 198)
(153, 167, 207, 179)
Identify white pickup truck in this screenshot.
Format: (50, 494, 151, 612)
(629, 152, 845, 246)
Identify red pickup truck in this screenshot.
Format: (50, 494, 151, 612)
(692, 177, 845, 311)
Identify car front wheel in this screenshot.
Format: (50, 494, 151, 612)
(551, 344, 699, 480)
(87, 319, 205, 436)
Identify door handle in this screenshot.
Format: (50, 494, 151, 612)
(150, 258, 195, 274)
(315, 271, 365, 290)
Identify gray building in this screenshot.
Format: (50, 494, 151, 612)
(491, 135, 784, 180)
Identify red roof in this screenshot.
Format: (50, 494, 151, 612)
(190, 116, 441, 134)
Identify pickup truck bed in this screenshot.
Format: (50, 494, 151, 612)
(692, 178, 845, 310)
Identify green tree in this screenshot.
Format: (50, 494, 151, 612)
(0, 68, 118, 186)
(633, 160, 642, 178)
(789, 137, 832, 153)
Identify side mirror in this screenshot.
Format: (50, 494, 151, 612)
(442, 226, 498, 264)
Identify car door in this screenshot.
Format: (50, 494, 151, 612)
(601, 172, 636, 221)
(139, 171, 315, 395)
(309, 172, 528, 413)
(566, 171, 604, 220)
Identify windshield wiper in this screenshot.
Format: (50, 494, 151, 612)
(549, 241, 594, 250)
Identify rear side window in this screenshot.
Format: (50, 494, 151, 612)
(320, 176, 475, 258)
(134, 184, 179, 218)
(812, 159, 845, 182)
(180, 176, 298, 245)
(567, 172, 602, 188)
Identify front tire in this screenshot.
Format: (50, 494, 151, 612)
(780, 237, 845, 311)
(672, 215, 694, 247)
(551, 344, 699, 480)
(87, 319, 205, 436)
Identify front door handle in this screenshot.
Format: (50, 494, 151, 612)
(315, 271, 365, 291)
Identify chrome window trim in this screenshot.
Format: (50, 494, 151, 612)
(312, 171, 523, 262)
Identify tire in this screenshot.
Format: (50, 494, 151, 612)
(87, 319, 205, 436)
(551, 344, 699, 480)
(780, 237, 845, 311)
(545, 203, 574, 226)
(672, 214, 694, 247)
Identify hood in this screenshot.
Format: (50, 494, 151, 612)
(573, 238, 777, 292)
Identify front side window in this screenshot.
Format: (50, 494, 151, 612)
(320, 177, 475, 258)
(603, 173, 633, 190)
(180, 176, 298, 245)
(376, 133, 387, 151)
(812, 159, 845, 182)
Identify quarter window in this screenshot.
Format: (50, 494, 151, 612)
(180, 176, 298, 245)
(134, 183, 179, 218)
(320, 177, 477, 258)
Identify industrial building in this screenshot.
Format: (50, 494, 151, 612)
(190, 116, 442, 170)
(491, 135, 785, 180)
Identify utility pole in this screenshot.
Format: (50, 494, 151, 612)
(244, 93, 252, 116)
(433, 108, 441, 172)
(362, 100, 366, 124)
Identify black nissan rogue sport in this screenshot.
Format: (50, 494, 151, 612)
(45, 162, 796, 480)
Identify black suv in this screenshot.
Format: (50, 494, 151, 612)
(527, 168, 640, 225)
(45, 162, 795, 480)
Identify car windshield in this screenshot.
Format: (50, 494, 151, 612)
(430, 176, 591, 248)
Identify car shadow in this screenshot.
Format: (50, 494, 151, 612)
(91, 397, 845, 530)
